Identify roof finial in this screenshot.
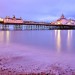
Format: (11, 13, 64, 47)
(13, 15, 15, 18)
(61, 13, 65, 19)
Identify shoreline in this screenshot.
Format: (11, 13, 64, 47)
(0, 43, 75, 75)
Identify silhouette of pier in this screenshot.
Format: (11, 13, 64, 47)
(0, 16, 75, 30)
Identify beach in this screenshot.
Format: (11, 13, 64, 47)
(0, 43, 75, 75)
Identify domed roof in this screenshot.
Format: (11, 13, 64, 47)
(57, 14, 67, 21)
(51, 14, 75, 25)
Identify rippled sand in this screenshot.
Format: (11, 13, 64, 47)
(0, 43, 75, 75)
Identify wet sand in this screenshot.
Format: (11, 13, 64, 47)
(0, 43, 75, 75)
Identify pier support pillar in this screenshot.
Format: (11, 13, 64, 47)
(14, 25, 22, 30)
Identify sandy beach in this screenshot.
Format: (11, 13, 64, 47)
(0, 43, 75, 75)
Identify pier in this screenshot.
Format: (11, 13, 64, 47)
(0, 16, 75, 30)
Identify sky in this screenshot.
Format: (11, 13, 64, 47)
(0, 0, 75, 22)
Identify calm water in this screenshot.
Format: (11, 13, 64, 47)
(0, 30, 75, 54)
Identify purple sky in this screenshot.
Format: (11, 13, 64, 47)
(0, 0, 75, 22)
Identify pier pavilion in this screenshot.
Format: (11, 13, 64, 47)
(51, 14, 75, 25)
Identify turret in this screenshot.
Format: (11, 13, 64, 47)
(60, 14, 65, 19)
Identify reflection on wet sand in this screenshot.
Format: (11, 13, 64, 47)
(67, 30, 72, 50)
(55, 30, 61, 53)
(55, 30, 73, 52)
(0, 31, 10, 44)
(55, 30, 57, 37)
(0, 31, 4, 42)
(6, 31, 10, 43)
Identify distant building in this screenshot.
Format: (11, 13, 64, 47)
(51, 14, 75, 25)
(4, 16, 23, 24)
